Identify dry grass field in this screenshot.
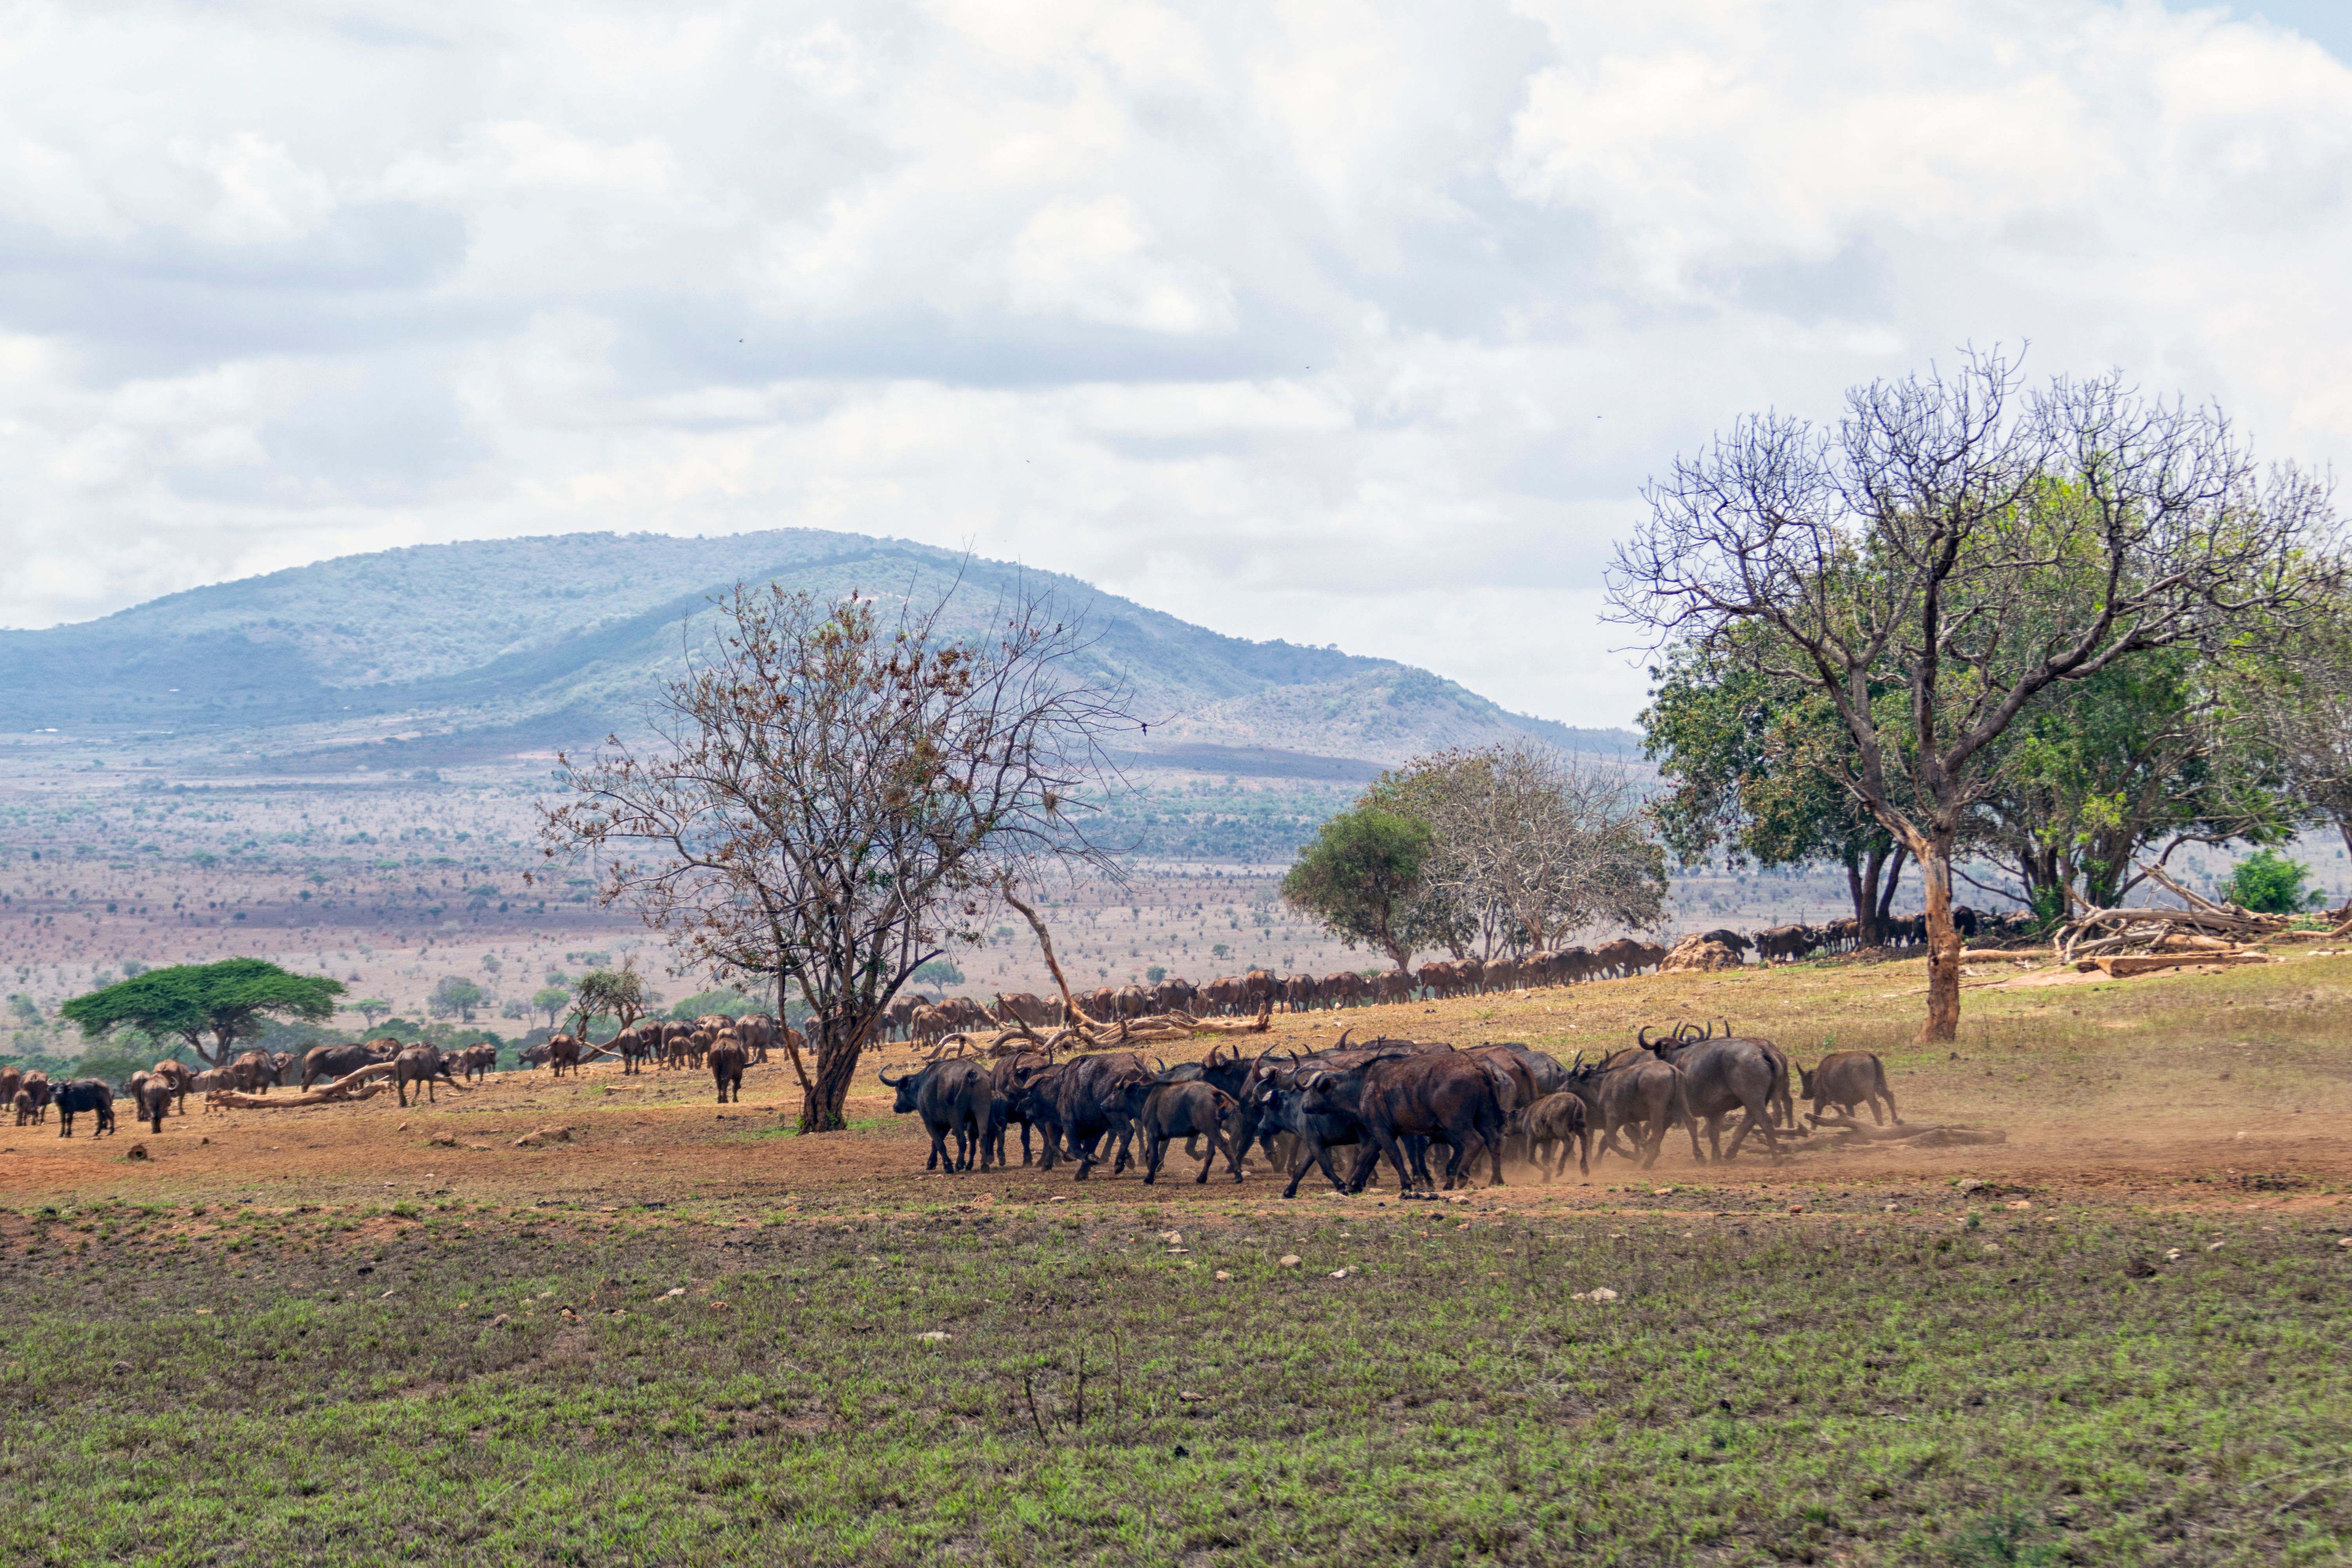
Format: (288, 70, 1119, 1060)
(4, 945, 2348, 1564)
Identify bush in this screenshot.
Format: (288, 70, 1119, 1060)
(2217, 850, 2327, 914)
(910, 959, 965, 986)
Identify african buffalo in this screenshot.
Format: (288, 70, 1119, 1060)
(303, 1040, 399, 1089)
(54, 1078, 115, 1138)
(880, 1056, 993, 1172)
(134, 1076, 174, 1134)
(1038, 1051, 1155, 1179)
(394, 1045, 455, 1107)
(1506, 1091, 1592, 1180)
(1134, 1080, 1238, 1185)
(1800, 1051, 1900, 1125)
(1651, 1033, 1787, 1160)
(1308, 1051, 1505, 1193)
(1563, 1050, 1697, 1169)
(709, 1034, 747, 1103)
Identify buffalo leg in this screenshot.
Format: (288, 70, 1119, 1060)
(1195, 1128, 1229, 1185)
(1142, 1127, 1163, 1185)
(1875, 1083, 1901, 1125)
(1367, 1127, 1418, 1193)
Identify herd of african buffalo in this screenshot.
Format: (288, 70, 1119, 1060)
(875, 1021, 1903, 1195)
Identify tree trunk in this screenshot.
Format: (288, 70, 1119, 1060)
(801, 1009, 873, 1134)
(1919, 828, 1962, 1043)
(1874, 847, 1908, 938)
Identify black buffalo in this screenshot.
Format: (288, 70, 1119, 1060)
(880, 1056, 993, 1172)
(54, 1078, 116, 1138)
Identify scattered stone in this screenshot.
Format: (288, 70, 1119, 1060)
(917, 1331, 951, 1342)
(1957, 1178, 1987, 1194)
(1178, 1390, 1207, 1402)
(2206, 1241, 2226, 1252)
(2165, 1248, 2185, 1263)
(1328, 1268, 1350, 1279)
(513, 1133, 543, 1148)
(661, 1287, 686, 1298)
(2337, 1236, 2352, 1249)
(1213, 1270, 1232, 1282)
(397, 1123, 409, 1132)
(2006, 1200, 2033, 1210)
(1981, 1243, 2001, 1254)
(1278, 1254, 1301, 1268)
(428, 1134, 458, 1148)
(111, 1361, 130, 1374)
(488, 1314, 510, 1328)
(1158, 1229, 1183, 1245)
(1883, 1203, 1901, 1212)
(1572, 1288, 1621, 1303)
(125, 1143, 148, 1161)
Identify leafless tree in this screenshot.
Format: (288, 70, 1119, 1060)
(1611, 350, 2336, 1039)
(540, 580, 1133, 1131)
(1381, 741, 1666, 956)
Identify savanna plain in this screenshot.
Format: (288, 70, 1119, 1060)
(4, 947, 2350, 1566)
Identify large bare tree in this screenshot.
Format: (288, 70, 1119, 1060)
(541, 581, 1132, 1131)
(1611, 352, 2335, 1039)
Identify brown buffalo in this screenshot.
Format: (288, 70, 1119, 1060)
(151, 1060, 197, 1114)
(709, 1033, 748, 1102)
(546, 1033, 585, 1077)
(134, 1076, 175, 1134)
(1506, 1091, 1592, 1180)
(1799, 1051, 1900, 1125)
(394, 1045, 452, 1107)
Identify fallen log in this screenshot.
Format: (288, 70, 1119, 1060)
(203, 1060, 423, 1109)
(1806, 1112, 2008, 1146)
(2074, 951, 2273, 978)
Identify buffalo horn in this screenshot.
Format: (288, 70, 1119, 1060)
(1637, 1025, 1656, 1050)
(876, 1065, 907, 1087)
(1334, 1028, 1354, 1051)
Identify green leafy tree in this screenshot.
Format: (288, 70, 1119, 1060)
(60, 958, 345, 1067)
(1972, 645, 2295, 913)
(1281, 808, 1439, 972)
(2218, 850, 2326, 914)
(352, 998, 391, 1029)
(568, 965, 650, 1038)
(1644, 638, 1919, 945)
(530, 986, 572, 1028)
(1614, 354, 2333, 1039)
(428, 976, 485, 1022)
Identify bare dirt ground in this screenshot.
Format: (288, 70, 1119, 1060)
(10, 946, 2348, 1229)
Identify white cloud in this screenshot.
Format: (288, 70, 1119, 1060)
(0, 0, 2348, 729)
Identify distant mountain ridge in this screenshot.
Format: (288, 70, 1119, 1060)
(0, 530, 1638, 772)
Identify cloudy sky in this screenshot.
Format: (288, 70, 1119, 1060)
(4, 0, 2348, 727)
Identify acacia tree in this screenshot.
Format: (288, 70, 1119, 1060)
(1373, 741, 1664, 955)
(541, 582, 1129, 1132)
(1612, 353, 2334, 1040)
(60, 958, 345, 1066)
(567, 964, 651, 1039)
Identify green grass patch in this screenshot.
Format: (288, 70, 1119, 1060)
(1, 1205, 2347, 1563)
